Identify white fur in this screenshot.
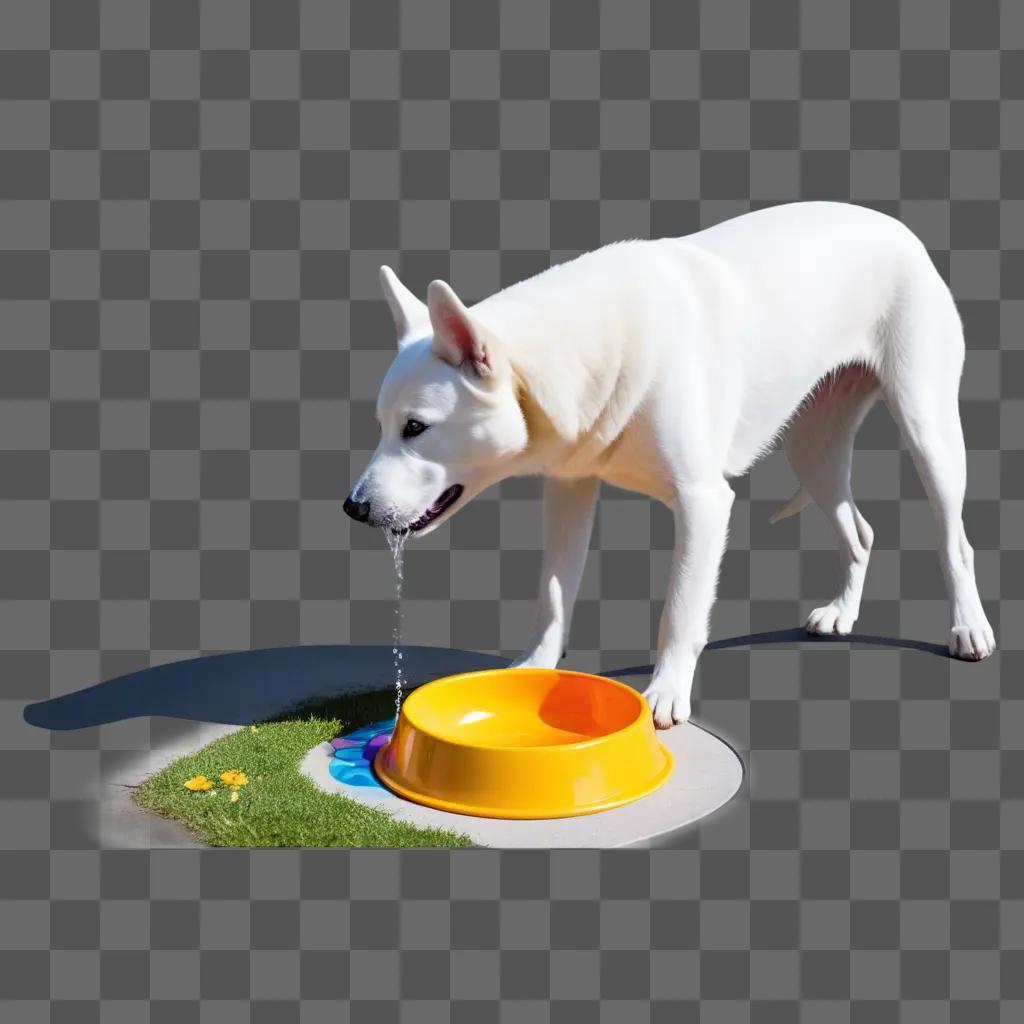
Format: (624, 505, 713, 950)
(352, 201, 996, 728)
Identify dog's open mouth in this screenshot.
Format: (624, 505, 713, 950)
(405, 484, 464, 533)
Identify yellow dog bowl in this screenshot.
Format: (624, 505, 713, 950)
(374, 668, 673, 819)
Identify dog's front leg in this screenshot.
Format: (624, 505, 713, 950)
(645, 480, 734, 728)
(511, 476, 599, 669)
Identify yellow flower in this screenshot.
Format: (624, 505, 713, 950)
(183, 775, 215, 792)
(220, 770, 249, 789)
(249, 725, 258, 733)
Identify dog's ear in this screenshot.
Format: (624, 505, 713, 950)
(427, 280, 496, 380)
(379, 265, 429, 347)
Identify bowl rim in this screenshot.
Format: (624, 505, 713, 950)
(394, 666, 651, 753)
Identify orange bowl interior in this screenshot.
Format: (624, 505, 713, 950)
(405, 670, 643, 748)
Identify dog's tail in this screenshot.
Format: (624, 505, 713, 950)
(769, 487, 811, 524)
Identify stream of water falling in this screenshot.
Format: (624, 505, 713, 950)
(383, 528, 408, 717)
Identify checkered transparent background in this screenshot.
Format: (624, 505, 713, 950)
(2, 0, 1023, 1018)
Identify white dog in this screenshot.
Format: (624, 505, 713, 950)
(345, 201, 996, 728)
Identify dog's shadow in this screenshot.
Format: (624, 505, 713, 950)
(23, 645, 511, 732)
(22, 629, 949, 732)
(604, 627, 950, 679)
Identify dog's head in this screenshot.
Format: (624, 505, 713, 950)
(344, 267, 528, 536)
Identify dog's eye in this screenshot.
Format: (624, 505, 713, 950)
(402, 419, 428, 440)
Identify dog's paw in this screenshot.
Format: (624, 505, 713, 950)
(643, 683, 691, 730)
(805, 602, 856, 637)
(950, 621, 996, 661)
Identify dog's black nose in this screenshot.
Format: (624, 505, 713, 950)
(343, 496, 371, 523)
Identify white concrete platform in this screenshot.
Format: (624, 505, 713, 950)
(102, 720, 241, 848)
(300, 720, 744, 848)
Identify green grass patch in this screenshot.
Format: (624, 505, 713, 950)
(132, 689, 472, 848)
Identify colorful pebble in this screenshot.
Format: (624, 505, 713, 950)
(330, 737, 361, 750)
(328, 719, 395, 789)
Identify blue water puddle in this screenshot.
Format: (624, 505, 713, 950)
(327, 718, 395, 789)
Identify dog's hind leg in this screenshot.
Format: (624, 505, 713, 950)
(783, 363, 881, 635)
(880, 290, 995, 660)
